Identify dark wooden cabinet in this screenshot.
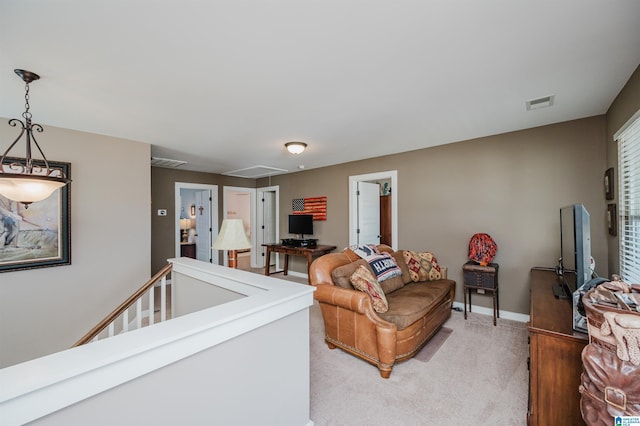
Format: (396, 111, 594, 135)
(181, 243, 196, 259)
(380, 195, 391, 246)
(527, 268, 587, 426)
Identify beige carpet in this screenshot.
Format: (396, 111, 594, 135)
(308, 301, 529, 425)
(241, 267, 529, 425)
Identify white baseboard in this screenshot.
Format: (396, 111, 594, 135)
(452, 301, 529, 323)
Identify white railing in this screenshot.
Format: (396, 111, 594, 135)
(73, 263, 173, 346)
(0, 258, 315, 426)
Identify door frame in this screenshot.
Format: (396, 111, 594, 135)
(174, 182, 219, 263)
(222, 186, 257, 267)
(349, 170, 398, 249)
(256, 185, 280, 270)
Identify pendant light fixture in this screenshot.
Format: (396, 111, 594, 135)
(0, 69, 71, 208)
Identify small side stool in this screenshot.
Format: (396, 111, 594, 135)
(463, 261, 499, 326)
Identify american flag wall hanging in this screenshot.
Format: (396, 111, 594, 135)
(292, 196, 327, 221)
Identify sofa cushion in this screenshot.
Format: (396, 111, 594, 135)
(379, 280, 454, 330)
(350, 265, 389, 313)
(402, 250, 443, 282)
(331, 259, 370, 289)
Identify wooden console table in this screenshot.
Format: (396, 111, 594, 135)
(527, 268, 587, 426)
(263, 244, 337, 281)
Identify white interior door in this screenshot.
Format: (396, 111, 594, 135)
(195, 190, 212, 262)
(357, 181, 381, 245)
(257, 189, 277, 268)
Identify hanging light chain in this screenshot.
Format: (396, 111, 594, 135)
(22, 82, 32, 121)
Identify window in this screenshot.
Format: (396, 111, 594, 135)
(617, 113, 640, 283)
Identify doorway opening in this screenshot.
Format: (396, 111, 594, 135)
(222, 186, 256, 268)
(256, 185, 280, 272)
(349, 171, 398, 249)
(175, 183, 219, 264)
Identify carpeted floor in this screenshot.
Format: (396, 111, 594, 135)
(242, 267, 530, 425)
(308, 301, 529, 426)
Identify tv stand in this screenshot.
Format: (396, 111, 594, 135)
(263, 244, 336, 282)
(528, 268, 587, 426)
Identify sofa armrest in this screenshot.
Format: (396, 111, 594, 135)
(314, 284, 371, 314)
(314, 284, 397, 329)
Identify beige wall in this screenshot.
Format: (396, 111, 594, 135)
(260, 116, 608, 315)
(0, 122, 150, 367)
(605, 64, 640, 275)
(150, 168, 254, 273)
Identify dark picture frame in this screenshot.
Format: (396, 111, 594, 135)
(0, 158, 71, 272)
(604, 167, 614, 200)
(607, 203, 617, 237)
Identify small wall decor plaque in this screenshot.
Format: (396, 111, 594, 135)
(607, 203, 617, 236)
(604, 167, 614, 200)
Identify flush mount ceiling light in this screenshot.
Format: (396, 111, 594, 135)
(526, 95, 555, 111)
(0, 69, 71, 208)
(285, 141, 307, 154)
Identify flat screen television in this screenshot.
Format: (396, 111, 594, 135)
(288, 214, 313, 238)
(558, 204, 592, 294)
(557, 204, 592, 333)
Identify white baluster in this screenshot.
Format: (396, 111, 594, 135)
(160, 276, 167, 322)
(136, 298, 142, 329)
(123, 308, 129, 333)
(108, 322, 114, 338)
(149, 285, 155, 325)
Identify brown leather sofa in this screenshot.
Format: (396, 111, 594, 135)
(309, 244, 456, 378)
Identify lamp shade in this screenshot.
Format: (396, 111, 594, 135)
(0, 174, 66, 204)
(212, 219, 251, 250)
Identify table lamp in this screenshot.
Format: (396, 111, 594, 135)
(180, 218, 189, 242)
(212, 219, 251, 268)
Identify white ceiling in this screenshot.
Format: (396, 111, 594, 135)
(1, 1, 639, 176)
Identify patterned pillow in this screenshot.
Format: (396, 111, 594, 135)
(402, 250, 442, 282)
(350, 265, 389, 313)
(350, 244, 380, 259)
(367, 252, 403, 282)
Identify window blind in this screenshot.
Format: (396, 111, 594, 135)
(617, 114, 640, 283)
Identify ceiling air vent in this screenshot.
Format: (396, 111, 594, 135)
(151, 157, 188, 168)
(526, 95, 555, 111)
(223, 165, 288, 178)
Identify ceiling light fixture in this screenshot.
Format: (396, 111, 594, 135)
(285, 141, 307, 154)
(0, 69, 71, 208)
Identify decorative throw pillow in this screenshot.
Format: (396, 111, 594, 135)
(350, 244, 380, 259)
(350, 265, 389, 313)
(367, 252, 402, 282)
(402, 250, 442, 282)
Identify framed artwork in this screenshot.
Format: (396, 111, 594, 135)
(0, 158, 71, 272)
(607, 203, 617, 237)
(604, 167, 614, 200)
(292, 196, 327, 220)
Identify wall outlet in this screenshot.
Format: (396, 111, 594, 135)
(157, 209, 167, 216)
